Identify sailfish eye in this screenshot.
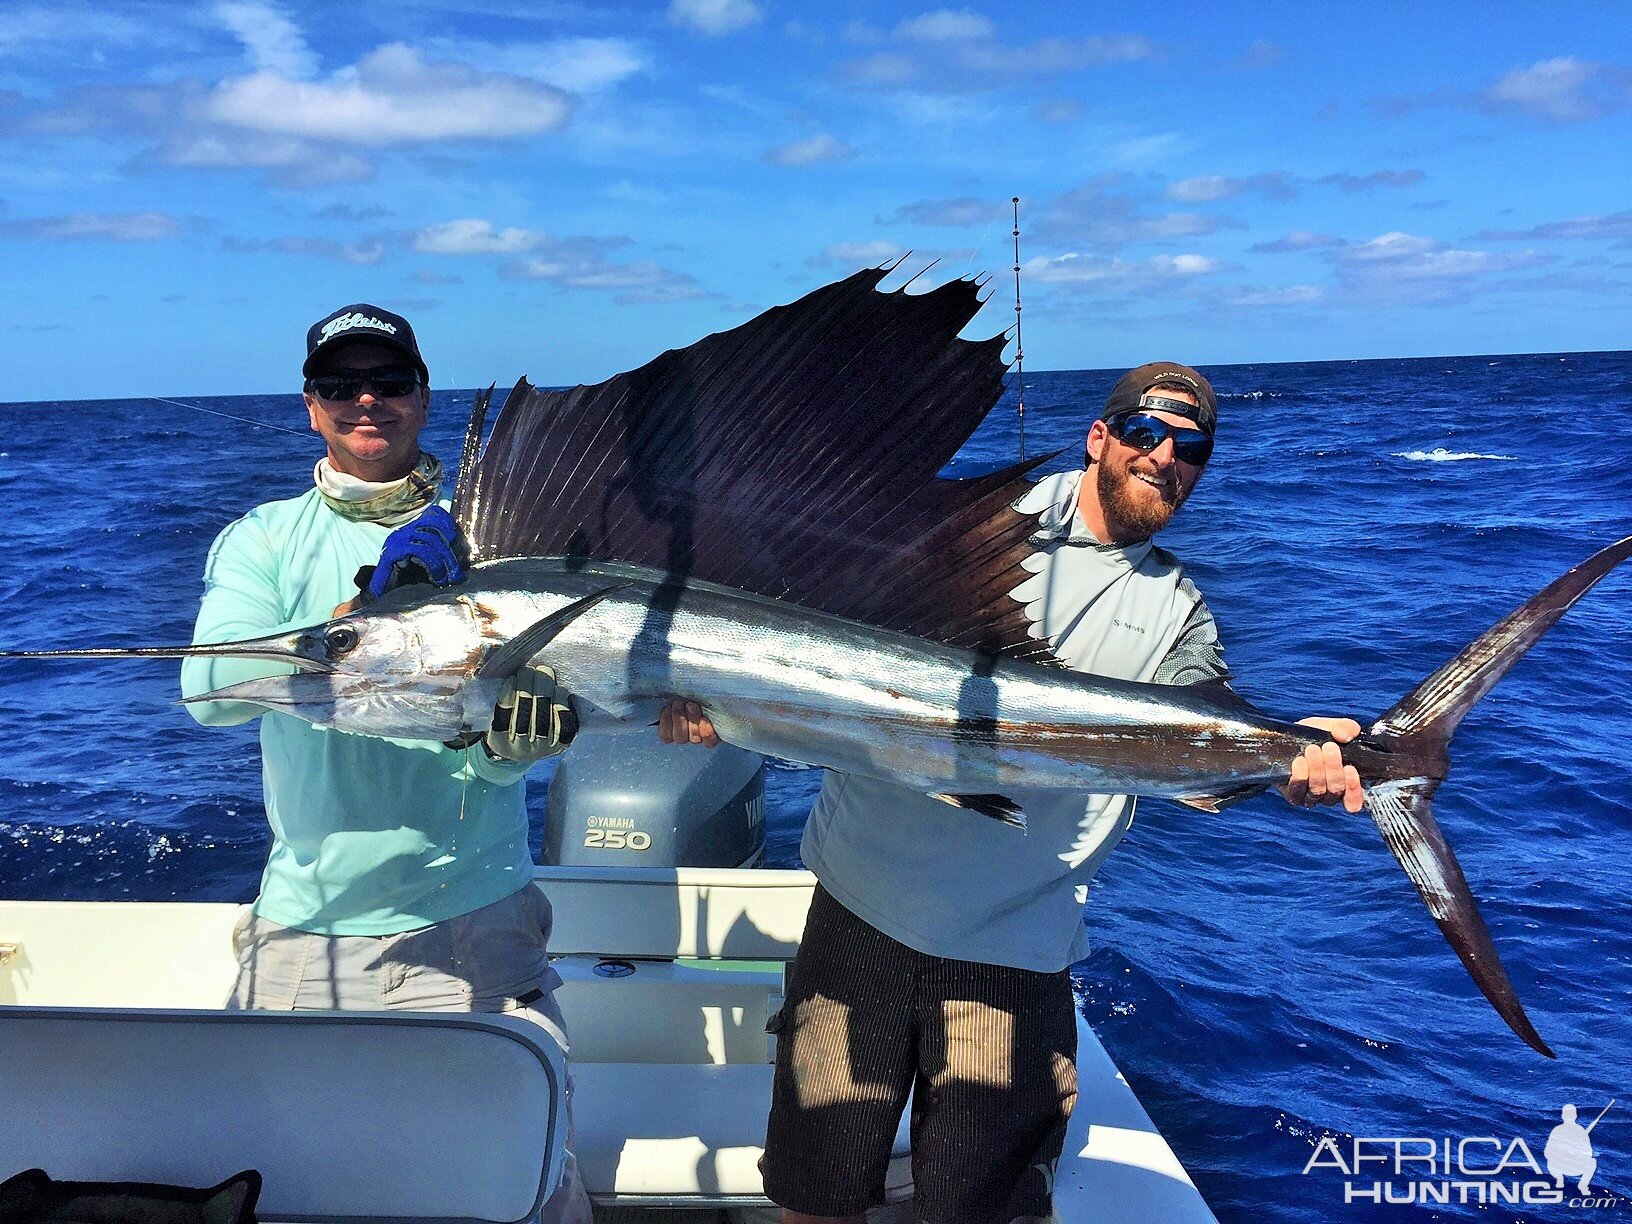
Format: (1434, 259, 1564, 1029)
(324, 625, 360, 657)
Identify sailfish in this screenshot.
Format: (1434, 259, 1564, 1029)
(5, 266, 1628, 1057)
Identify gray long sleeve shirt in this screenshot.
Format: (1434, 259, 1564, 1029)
(800, 469, 1229, 971)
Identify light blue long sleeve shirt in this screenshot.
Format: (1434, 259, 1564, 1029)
(181, 488, 535, 936)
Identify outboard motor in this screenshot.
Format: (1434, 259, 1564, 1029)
(544, 732, 766, 868)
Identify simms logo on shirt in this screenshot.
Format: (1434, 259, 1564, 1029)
(320, 313, 398, 342)
(1112, 619, 1147, 635)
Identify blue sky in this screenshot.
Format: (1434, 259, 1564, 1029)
(2, 1, 1630, 401)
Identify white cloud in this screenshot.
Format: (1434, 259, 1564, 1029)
(896, 10, 996, 41)
(837, 11, 1160, 92)
(215, 1, 318, 78)
(1483, 57, 1610, 121)
(883, 197, 1007, 227)
(1035, 97, 1082, 123)
(1221, 284, 1323, 307)
(152, 131, 375, 186)
(414, 218, 552, 255)
(1108, 132, 1189, 167)
(1375, 56, 1632, 124)
(765, 133, 856, 165)
(0, 211, 183, 241)
(1239, 40, 1281, 70)
(810, 240, 906, 266)
(668, 0, 763, 36)
(222, 233, 387, 263)
(1034, 175, 1241, 248)
(1022, 250, 1221, 287)
(429, 36, 646, 94)
(1338, 231, 1444, 263)
(0, 5, 193, 59)
(1165, 175, 1235, 204)
(207, 45, 574, 144)
(409, 219, 706, 305)
(1329, 231, 1553, 300)
(1317, 168, 1424, 192)
(1161, 254, 1221, 275)
(534, 37, 645, 92)
(1251, 230, 1347, 253)
(1477, 211, 1632, 243)
(1167, 172, 1295, 203)
(314, 203, 392, 222)
(842, 52, 920, 87)
(18, 17, 585, 189)
(500, 244, 706, 304)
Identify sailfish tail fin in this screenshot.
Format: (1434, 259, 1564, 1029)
(1369, 533, 1632, 748)
(1364, 777, 1554, 1057)
(1359, 532, 1632, 1057)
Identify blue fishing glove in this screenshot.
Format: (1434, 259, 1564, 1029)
(363, 506, 467, 599)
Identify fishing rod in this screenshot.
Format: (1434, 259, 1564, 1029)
(1010, 195, 1027, 463)
(1585, 1099, 1615, 1133)
(153, 396, 440, 498)
(150, 397, 313, 440)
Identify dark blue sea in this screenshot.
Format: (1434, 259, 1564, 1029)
(3, 352, 1630, 1221)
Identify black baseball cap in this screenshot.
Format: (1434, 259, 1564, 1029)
(1101, 361, 1217, 437)
(303, 303, 428, 381)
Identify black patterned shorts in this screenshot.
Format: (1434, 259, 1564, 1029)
(762, 885, 1079, 1222)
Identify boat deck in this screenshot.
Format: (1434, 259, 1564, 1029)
(0, 867, 1216, 1222)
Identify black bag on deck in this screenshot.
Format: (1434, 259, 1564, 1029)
(0, 1169, 259, 1224)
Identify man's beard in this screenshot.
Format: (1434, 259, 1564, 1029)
(1096, 448, 1187, 540)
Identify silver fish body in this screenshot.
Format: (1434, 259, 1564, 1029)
(15, 538, 1632, 1057)
(196, 558, 1318, 804)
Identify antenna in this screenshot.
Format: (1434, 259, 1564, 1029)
(1010, 196, 1026, 462)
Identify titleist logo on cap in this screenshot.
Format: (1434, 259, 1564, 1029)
(320, 312, 399, 342)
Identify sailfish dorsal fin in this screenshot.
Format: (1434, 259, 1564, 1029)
(454, 266, 1063, 666)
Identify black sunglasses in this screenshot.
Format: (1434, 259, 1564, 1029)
(305, 366, 421, 401)
(1104, 411, 1214, 466)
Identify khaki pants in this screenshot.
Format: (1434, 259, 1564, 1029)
(228, 886, 590, 1224)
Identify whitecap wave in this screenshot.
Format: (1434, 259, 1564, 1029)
(1394, 447, 1517, 462)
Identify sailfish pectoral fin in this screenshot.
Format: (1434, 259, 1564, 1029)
(476, 585, 630, 682)
(1365, 777, 1554, 1058)
(1175, 783, 1269, 813)
(928, 792, 1027, 830)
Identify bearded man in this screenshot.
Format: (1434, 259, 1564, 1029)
(665, 360, 1363, 1222)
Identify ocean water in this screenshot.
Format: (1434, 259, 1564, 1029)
(3, 351, 1630, 1221)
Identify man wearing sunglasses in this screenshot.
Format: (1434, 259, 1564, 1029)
(667, 360, 1361, 1223)
(181, 303, 589, 1223)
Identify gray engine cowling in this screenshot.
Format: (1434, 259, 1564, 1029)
(543, 731, 766, 868)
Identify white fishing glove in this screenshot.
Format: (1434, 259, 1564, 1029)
(484, 665, 578, 765)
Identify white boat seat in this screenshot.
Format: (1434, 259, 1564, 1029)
(536, 869, 911, 1206)
(535, 866, 815, 960)
(572, 1064, 911, 1206)
(0, 1006, 567, 1224)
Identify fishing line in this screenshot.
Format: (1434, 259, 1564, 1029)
(150, 397, 313, 441)
(959, 205, 1004, 282)
(1010, 196, 1027, 463)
